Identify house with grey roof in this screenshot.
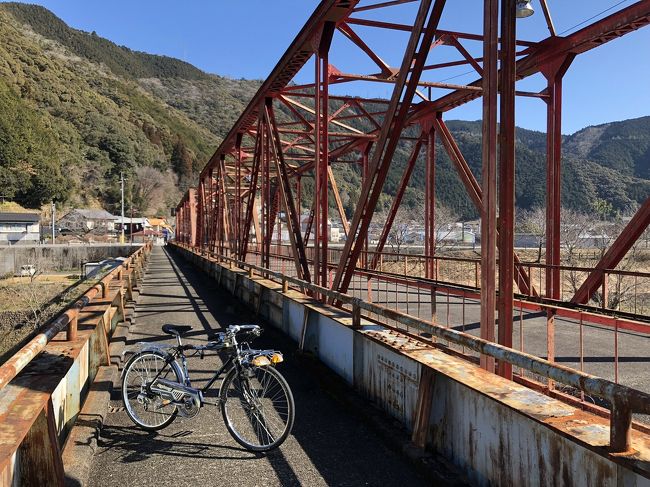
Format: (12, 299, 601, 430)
(58, 209, 117, 235)
(0, 212, 40, 244)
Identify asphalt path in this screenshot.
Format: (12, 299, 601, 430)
(88, 246, 429, 487)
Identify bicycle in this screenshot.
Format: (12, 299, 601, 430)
(121, 323, 295, 452)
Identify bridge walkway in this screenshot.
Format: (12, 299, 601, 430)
(87, 246, 432, 487)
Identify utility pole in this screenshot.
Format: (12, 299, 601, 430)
(120, 172, 125, 244)
(51, 201, 56, 245)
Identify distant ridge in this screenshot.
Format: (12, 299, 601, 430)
(0, 2, 648, 219)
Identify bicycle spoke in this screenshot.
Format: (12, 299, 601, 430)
(222, 366, 293, 451)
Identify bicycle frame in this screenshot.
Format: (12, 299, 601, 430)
(123, 324, 283, 409)
(126, 340, 243, 403)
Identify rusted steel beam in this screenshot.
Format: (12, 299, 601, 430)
(218, 155, 235, 254)
(539, 0, 557, 37)
(369, 136, 424, 269)
(303, 197, 316, 247)
(327, 166, 350, 238)
(448, 35, 483, 76)
(542, 55, 573, 302)
(236, 134, 243, 256)
(424, 121, 436, 283)
(338, 22, 394, 76)
(277, 95, 315, 132)
(353, 0, 417, 13)
(409, 0, 650, 118)
(331, 0, 447, 299)
(345, 17, 538, 47)
(541, 55, 573, 387)
(239, 118, 263, 261)
(572, 197, 650, 304)
(434, 118, 536, 297)
(0, 244, 151, 390)
(266, 101, 311, 282)
(199, 0, 359, 179)
(479, 0, 498, 372)
(262, 109, 272, 269)
(197, 178, 204, 249)
(496, 0, 516, 380)
(314, 23, 335, 290)
(332, 72, 482, 92)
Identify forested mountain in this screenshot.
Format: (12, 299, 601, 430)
(0, 2, 259, 215)
(0, 2, 648, 220)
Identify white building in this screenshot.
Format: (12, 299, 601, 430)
(0, 212, 40, 244)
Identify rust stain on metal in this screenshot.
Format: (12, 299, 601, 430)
(0, 242, 152, 482)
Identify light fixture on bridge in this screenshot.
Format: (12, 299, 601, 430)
(516, 0, 534, 18)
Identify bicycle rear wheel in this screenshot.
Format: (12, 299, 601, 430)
(220, 365, 295, 452)
(122, 351, 180, 431)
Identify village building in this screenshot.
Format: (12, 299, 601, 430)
(0, 212, 40, 244)
(57, 209, 117, 235)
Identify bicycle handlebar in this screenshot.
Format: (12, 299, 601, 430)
(189, 324, 262, 352)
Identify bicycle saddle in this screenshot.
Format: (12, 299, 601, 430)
(162, 324, 193, 336)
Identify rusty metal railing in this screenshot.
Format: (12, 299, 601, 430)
(0, 241, 152, 389)
(179, 243, 650, 454)
(259, 242, 650, 316)
(0, 241, 152, 485)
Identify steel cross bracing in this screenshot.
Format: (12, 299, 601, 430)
(176, 0, 650, 381)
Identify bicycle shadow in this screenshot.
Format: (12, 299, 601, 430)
(96, 424, 261, 463)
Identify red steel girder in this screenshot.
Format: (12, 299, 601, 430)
(338, 22, 394, 76)
(479, 0, 498, 372)
(265, 101, 312, 282)
(572, 197, 650, 305)
(344, 17, 538, 47)
(497, 0, 516, 380)
(239, 117, 263, 262)
(369, 135, 424, 270)
(314, 22, 335, 290)
(409, 0, 650, 118)
(331, 0, 447, 299)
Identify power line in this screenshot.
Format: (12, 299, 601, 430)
(437, 69, 475, 83)
(558, 0, 631, 36)
(433, 1, 631, 85)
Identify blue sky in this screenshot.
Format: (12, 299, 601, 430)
(4, 0, 650, 133)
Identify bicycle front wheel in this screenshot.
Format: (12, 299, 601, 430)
(220, 365, 295, 452)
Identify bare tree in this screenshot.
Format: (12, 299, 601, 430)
(591, 217, 642, 311)
(432, 203, 458, 253)
(559, 208, 593, 294)
(381, 206, 413, 254)
(132, 167, 180, 216)
(517, 207, 546, 262)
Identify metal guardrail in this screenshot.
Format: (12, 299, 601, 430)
(179, 244, 650, 453)
(0, 241, 152, 389)
(0, 241, 152, 486)
(262, 242, 650, 315)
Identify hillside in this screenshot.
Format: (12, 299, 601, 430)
(0, 3, 648, 221)
(0, 2, 258, 216)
